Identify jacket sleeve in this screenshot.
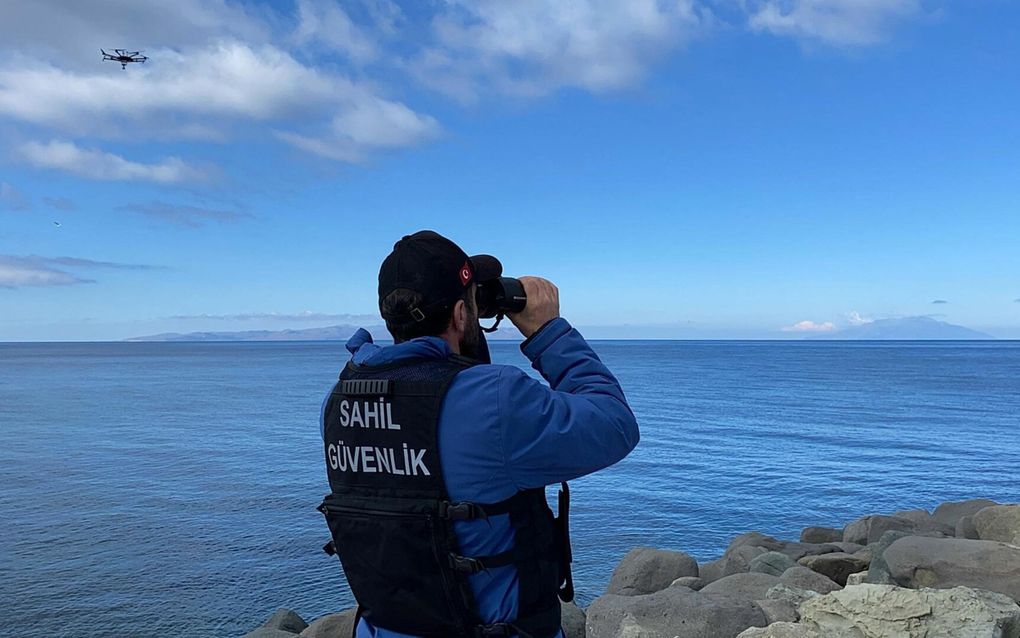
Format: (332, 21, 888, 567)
(498, 318, 640, 489)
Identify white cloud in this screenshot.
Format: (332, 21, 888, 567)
(1, 182, 31, 211)
(0, 0, 269, 70)
(0, 254, 156, 288)
(0, 40, 441, 163)
(412, 0, 709, 101)
(19, 140, 204, 184)
(747, 0, 922, 46)
(846, 310, 873, 325)
(782, 319, 837, 332)
(293, 0, 390, 63)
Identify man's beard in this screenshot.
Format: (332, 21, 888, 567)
(459, 313, 482, 360)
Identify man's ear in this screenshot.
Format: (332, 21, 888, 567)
(452, 299, 467, 333)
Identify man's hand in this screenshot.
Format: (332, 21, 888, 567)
(507, 276, 560, 338)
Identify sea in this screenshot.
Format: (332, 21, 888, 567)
(2, 339, 1018, 637)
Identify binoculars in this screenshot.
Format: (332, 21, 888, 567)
(476, 277, 527, 320)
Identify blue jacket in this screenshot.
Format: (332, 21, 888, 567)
(320, 318, 640, 638)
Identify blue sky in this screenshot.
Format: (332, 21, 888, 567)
(1, 0, 1018, 340)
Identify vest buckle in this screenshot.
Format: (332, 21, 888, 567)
(439, 500, 485, 520)
(448, 553, 485, 574)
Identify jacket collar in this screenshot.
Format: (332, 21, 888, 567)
(345, 327, 452, 366)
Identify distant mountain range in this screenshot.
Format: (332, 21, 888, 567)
(812, 316, 994, 340)
(126, 323, 524, 342)
(125, 315, 995, 341)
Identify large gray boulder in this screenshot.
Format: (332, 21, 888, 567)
(724, 532, 843, 563)
(561, 601, 586, 638)
(700, 572, 782, 602)
(797, 552, 869, 586)
(737, 624, 819, 638)
(843, 515, 916, 545)
(797, 584, 1020, 637)
(749, 552, 796, 577)
(957, 515, 981, 539)
(765, 584, 819, 608)
(262, 609, 308, 634)
(866, 529, 915, 585)
(932, 498, 998, 527)
(799, 527, 841, 544)
(586, 586, 767, 638)
(779, 566, 840, 594)
(894, 508, 956, 536)
(298, 608, 358, 638)
(243, 630, 302, 638)
(883, 536, 1020, 602)
(671, 576, 706, 590)
(973, 505, 1020, 545)
(606, 547, 699, 595)
(699, 557, 727, 584)
(754, 598, 798, 624)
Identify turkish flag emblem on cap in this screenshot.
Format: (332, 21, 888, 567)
(459, 261, 472, 286)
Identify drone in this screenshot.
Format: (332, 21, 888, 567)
(102, 49, 148, 69)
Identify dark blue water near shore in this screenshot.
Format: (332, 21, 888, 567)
(3, 340, 1019, 637)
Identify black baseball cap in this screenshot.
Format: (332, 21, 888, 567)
(378, 230, 501, 326)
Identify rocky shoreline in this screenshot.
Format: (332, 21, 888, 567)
(244, 498, 1020, 638)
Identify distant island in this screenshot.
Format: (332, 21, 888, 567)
(125, 323, 524, 342)
(811, 316, 994, 340)
(124, 315, 996, 342)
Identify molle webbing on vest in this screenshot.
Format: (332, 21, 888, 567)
(319, 356, 568, 638)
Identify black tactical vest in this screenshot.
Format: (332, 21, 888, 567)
(318, 355, 574, 638)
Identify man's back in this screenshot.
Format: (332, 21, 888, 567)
(323, 318, 639, 637)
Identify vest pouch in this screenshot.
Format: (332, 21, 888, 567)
(320, 496, 469, 637)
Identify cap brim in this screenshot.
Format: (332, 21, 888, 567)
(469, 254, 502, 281)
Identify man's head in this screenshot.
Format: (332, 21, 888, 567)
(378, 230, 500, 358)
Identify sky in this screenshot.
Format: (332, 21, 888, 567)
(1, 0, 1018, 341)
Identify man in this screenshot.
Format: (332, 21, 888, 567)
(319, 230, 639, 638)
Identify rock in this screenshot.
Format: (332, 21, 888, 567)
(561, 601, 586, 638)
(262, 609, 308, 634)
(894, 508, 956, 536)
(973, 505, 1020, 545)
(843, 515, 916, 545)
(750, 552, 796, 577)
(243, 630, 302, 638)
(797, 584, 1020, 637)
(298, 609, 358, 638)
(957, 515, 980, 540)
(932, 498, 999, 527)
(606, 547, 699, 595)
(700, 572, 783, 602)
(779, 566, 840, 594)
(797, 552, 870, 586)
(865, 530, 915, 585)
(755, 598, 798, 624)
(765, 584, 819, 607)
(670, 576, 706, 590)
(829, 542, 865, 554)
(586, 586, 767, 638)
(800, 527, 841, 544)
(724, 545, 769, 574)
(883, 536, 1020, 602)
(737, 623, 820, 638)
(845, 570, 868, 586)
(699, 557, 726, 584)
(725, 533, 841, 562)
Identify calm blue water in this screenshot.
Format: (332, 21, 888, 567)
(3, 340, 1019, 637)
